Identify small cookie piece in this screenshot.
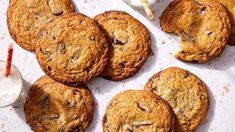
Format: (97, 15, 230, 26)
(7, 0, 74, 51)
(94, 11, 151, 80)
(36, 13, 109, 85)
(145, 67, 209, 131)
(160, 0, 231, 63)
(103, 90, 176, 132)
(24, 76, 94, 132)
(218, 0, 235, 45)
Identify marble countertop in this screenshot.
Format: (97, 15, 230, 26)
(0, 0, 235, 131)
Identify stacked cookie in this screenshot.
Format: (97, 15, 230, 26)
(7, 0, 151, 131)
(24, 76, 94, 131)
(35, 11, 151, 84)
(160, 0, 232, 63)
(103, 67, 210, 132)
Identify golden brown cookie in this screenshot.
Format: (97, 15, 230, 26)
(36, 13, 109, 85)
(145, 67, 209, 132)
(7, 0, 74, 51)
(218, 0, 235, 45)
(94, 11, 151, 80)
(160, 0, 231, 63)
(103, 90, 176, 132)
(24, 76, 94, 132)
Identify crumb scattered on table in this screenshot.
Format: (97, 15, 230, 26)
(219, 84, 231, 96)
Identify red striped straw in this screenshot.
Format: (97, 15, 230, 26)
(5, 44, 13, 77)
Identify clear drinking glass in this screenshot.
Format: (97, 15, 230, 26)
(0, 61, 23, 108)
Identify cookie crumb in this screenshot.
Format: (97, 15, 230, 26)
(219, 84, 231, 96)
(161, 40, 166, 44)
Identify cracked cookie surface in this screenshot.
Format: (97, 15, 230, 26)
(145, 67, 209, 132)
(103, 90, 176, 132)
(24, 76, 94, 132)
(94, 11, 151, 80)
(36, 13, 109, 85)
(218, 0, 235, 45)
(7, 0, 74, 51)
(160, 0, 230, 63)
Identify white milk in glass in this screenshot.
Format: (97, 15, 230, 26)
(0, 61, 23, 107)
(123, 0, 156, 7)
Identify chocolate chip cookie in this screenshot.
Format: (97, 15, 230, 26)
(218, 0, 235, 45)
(36, 13, 109, 85)
(160, 0, 231, 63)
(24, 76, 94, 132)
(145, 67, 209, 131)
(103, 90, 176, 132)
(7, 0, 74, 51)
(94, 11, 151, 80)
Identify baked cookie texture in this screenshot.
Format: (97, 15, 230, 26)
(160, 0, 231, 63)
(94, 11, 151, 80)
(24, 76, 94, 132)
(36, 13, 109, 85)
(7, 0, 74, 51)
(218, 0, 235, 45)
(103, 90, 176, 132)
(145, 67, 209, 132)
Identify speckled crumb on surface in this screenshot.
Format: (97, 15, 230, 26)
(219, 84, 231, 96)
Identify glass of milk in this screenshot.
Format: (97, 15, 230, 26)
(123, 0, 156, 7)
(0, 61, 23, 108)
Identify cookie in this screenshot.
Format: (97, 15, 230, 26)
(24, 76, 94, 132)
(94, 11, 151, 80)
(145, 67, 209, 131)
(160, 0, 231, 63)
(218, 0, 235, 45)
(7, 0, 74, 51)
(103, 90, 176, 132)
(36, 13, 109, 85)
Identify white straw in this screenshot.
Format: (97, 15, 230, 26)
(141, 0, 154, 20)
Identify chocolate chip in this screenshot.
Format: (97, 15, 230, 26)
(49, 0, 64, 16)
(57, 43, 66, 54)
(40, 48, 52, 61)
(112, 30, 129, 46)
(70, 49, 81, 63)
(150, 87, 157, 94)
(53, 11, 63, 16)
(103, 115, 107, 124)
(47, 66, 52, 71)
(197, 7, 207, 15)
(69, 126, 80, 132)
(70, 55, 79, 63)
(40, 96, 50, 108)
(180, 73, 189, 78)
(120, 63, 125, 68)
(113, 36, 125, 45)
(181, 32, 195, 42)
(137, 102, 150, 113)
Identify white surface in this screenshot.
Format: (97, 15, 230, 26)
(0, 61, 23, 107)
(123, 0, 157, 7)
(0, 0, 235, 132)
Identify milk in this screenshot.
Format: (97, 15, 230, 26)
(0, 61, 23, 107)
(123, 0, 156, 7)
